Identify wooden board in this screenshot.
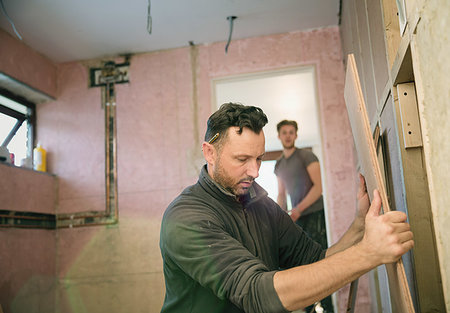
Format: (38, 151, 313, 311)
(344, 54, 415, 313)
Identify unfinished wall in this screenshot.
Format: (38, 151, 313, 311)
(49, 49, 193, 312)
(0, 29, 58, 313)
(411, 0, 450, 308)
(340, 0, 449, 311)
(0, 30, 57, 98)
(1, 26, 364, 312)
(0, 164, 57, 313)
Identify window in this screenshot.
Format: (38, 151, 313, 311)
(0, 92, 35, 166)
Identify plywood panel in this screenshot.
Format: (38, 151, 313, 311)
(367, 0, 390, 105)
(354, 0, 378, 120)
(344, 54, 415, 313)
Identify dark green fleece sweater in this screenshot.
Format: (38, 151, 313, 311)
(160, 165, 325, 313)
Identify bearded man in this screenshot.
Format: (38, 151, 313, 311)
(159, 102, 413, 313)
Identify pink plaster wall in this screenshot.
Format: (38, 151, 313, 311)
(52, 49, 202, 312)
(0, 30, 57, 313)
(37, 62, 105, 214)
(0, 162, 57, 313)
(0, 128, 57, 313)
(0, 29, 57, 98)
(0, 163, 57, 214)
(0, 228, 56, 313)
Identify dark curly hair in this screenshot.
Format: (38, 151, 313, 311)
(205, 102, 268, 148)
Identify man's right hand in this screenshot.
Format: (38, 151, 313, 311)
(290, 207, 301, 222)
(357, 189, 414, 265)
(274, 189, 414, 312)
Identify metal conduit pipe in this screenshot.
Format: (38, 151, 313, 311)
(57, 61, 123, 228)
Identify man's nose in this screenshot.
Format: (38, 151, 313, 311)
(246, 160, 259, 179)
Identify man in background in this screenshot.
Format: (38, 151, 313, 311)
(275, 120, 332, 312)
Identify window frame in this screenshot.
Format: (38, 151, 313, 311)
(0, 88, 36, 163)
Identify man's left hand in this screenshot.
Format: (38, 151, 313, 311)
(356, 173, 370, 227)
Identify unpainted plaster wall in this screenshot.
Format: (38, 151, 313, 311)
(0, 30, 57, 98)
(412, 0, 450, 308)
(0, 164, 57, 313)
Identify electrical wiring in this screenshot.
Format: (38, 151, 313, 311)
(0, 0, 22, 40)
(225, 16, 237, 53)
(147, 0, 152, 34)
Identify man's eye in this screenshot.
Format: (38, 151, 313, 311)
(237, 158, 247, 162)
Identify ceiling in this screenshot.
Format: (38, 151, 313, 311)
(0, 0, 340, 63)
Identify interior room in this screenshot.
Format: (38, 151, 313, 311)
(0, 0, 448, 312)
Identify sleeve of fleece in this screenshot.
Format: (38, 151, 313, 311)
(161, 201, 289, 313)
(276, 209, 325, 268)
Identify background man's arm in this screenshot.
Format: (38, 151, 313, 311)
(277, 177, 288, 211)
(291, 161, 322, 221)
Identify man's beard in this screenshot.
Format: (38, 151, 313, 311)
(213, 159, 254, 197)
(282, 141, 295, 149)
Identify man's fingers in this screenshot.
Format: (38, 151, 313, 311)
(394, 234, 415, 258)
(392, 222, 413, 246)
(398, 230, 414, 243)
(393, 222, 411, 234)
(367, 189, 381, 217)
(402, 238, 415, 251)
(290, 209, 300, 222)
(357, 173, 367, 198)
(384, 211, 408, 223)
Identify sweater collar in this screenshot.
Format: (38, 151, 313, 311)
(199, 164, 268, 206)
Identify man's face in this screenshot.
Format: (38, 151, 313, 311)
(278, 124, 298, 149)
(212, 127, 265, 197)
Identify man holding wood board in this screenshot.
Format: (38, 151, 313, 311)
(160, 102, 414, 313)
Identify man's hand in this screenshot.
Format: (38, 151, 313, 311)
(355, 174, 370, 229)
(275, 187, 414, 312)
(358, 189, 414, 265)
(290, 207, 301, 222)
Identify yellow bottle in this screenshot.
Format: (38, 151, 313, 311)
(33, 143, 47, 172)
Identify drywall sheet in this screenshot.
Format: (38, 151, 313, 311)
(344, 54, 415, 313)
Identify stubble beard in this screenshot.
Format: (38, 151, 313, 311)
(282, 140, 295, 150)
(213, 158, 253, 197)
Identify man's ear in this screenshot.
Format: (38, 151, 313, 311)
(202, 142, 216, 165)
